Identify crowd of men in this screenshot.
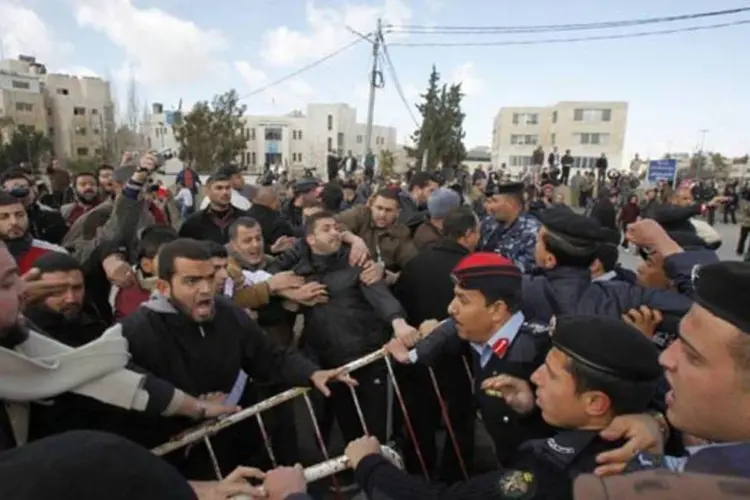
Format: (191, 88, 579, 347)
(0, 153, 749, 500)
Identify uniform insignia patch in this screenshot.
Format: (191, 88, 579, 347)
(548, 315, 557, 337)
(498, 470, 535, 498)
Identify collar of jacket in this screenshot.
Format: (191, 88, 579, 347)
(432, 238, 471, 257)
(294, 241, 350, 275)
(523, 429, 615, 469)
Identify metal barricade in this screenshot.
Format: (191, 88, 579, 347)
(151, 347, 474, 492)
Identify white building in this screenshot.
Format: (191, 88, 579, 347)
(492, 101, 628, 175)
(144, 102, 398, 174)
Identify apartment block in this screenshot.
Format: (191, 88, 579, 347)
(0, 56, 116, 161)
(144, 102, 398, 173)
(492, 101, 628, 174)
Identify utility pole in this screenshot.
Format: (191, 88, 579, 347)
(363, 18, 382, 156)
(698, 129, 709, 152)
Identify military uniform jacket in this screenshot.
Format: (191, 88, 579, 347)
(473, 322, 554, 465)
(479, 213, 541, 274)
(354, 430, 626, 499)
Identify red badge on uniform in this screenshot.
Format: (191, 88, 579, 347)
(492, 338, 510, 358)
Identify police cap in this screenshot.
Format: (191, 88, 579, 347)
(537, 206, 609, 243)
(552, 315, 661, 382)
(451, 252, 521, 298)
(693, 261, 750, 334)
(485, 181, 524, 197)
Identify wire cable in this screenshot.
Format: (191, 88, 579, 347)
(380, 39, 420, 127)
(239, 36, 367, 99)
(388, 19, 750, 47)
(385, 6, 750, 34)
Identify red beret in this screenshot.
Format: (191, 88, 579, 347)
(451, 252, 521, 292)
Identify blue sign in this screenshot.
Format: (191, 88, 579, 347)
(266, 141, 279, 154)
(647, 159, 677, 183)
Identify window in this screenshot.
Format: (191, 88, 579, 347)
(93, 128, 100, 135)
(297, 153, 302, 163)
(56, 88, 69, 95)
(15, 102, 33, 112)
(75, 126, 87, 136)
(551, 133, 556, 145)
(94, 148, 102, 156)
(511, 112, 538, 125)
(552, 111, 557, 123)
(337, 132, 344, 148)
(510, 134, 538, 146)
(73, 107, 86, 116)
(573, 156, 600, 169)
(327, 114, 333, 131)
(48, 128, 54, 136)
(76, 147, 89, 156)
(297, 130, 303, 140)
(91, 109, 99, 115)
(251, 152, 256, 165)
(327, 137, 333, 151)
(11, 80, 29, 90)
(292, 130, 297, 140)
(576, 133, 610, 146)
(509, 155, 532, 167)
(356, 135, 363, 144)
(574, 108, 612, 122)
(264, 127, 282, 141)
(47, 107, 52, 116)
(251, 128, 256, 140)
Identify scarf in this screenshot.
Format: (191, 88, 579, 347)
(0, 325, 147, 410)
(135, 267, 159, 293)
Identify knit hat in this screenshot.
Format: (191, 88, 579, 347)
(427, 188, 461, 218)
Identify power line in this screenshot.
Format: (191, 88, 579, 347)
(238, 37, 368, 100)
(380, 39, 420, 127)
(388, 19, 750, 47)
(385, 6, 750, 34)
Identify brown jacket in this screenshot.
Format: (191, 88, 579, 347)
(226, 255, 272, 310)
(412, 220, 442, 251)
(336, 205, 417, 270)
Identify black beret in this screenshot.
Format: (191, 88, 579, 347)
(485, 181, 524, 197)
(293, 178, 320, 196)
(693, 262, 750, 334)
(537, 206, 609, 243)
(553, 315, 661, 382)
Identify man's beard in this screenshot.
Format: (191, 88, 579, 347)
(0, 320, 30, 350)
(168, 294, 215, 323)
(77, 191, 98, 205)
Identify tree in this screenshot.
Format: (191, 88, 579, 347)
(379, 149, 396, 178)
(405, 66, 467, 171)
(0, 125, 52, 172)
(66, 157, 100, 174)
(173, 89, 247, 172)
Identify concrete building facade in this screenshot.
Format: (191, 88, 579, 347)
(492, 101, 628, 174)
(0, 56, 116, 161)
(144, 102, 398, 173)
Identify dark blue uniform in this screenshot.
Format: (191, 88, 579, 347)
(354, 429, 626, 499)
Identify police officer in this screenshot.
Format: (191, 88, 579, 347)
(354, 314, 663, 499)
(392, 252, 553, 465)
(627, 261, 750, 478)
(478, 182, 541, 273)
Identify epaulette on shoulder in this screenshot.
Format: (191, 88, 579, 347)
(522, 321, 551, 336)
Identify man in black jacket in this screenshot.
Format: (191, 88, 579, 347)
(179, 172, 248, 244)
(117, 238, 352, 478)
(392, 206, 480, 480)
(291, 211, 417, 444)
(1, 169, 67, 245)
(246, 186, 296, 255)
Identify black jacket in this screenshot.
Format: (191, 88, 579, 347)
(394, 239, 469, 326)
(280, 199, 304, 236)
(179, 206, 249, 245)
(27, 202, 67, 244)
(247, 204, 295, 254)
(290, 243, 405, 367)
